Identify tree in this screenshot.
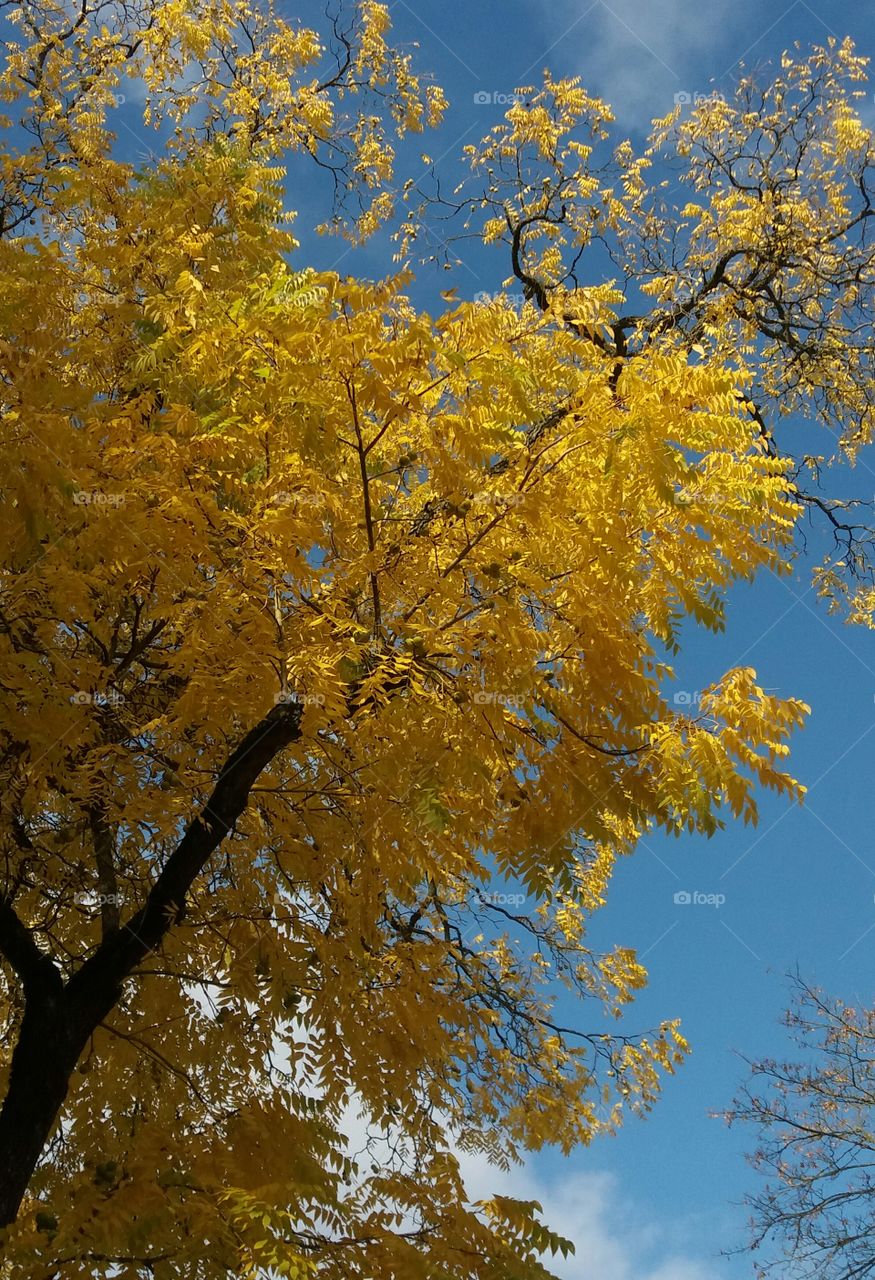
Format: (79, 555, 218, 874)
(0, 1, 871, 1275)
(728, 976, 875, 1279)
(402, 43, 875, 607)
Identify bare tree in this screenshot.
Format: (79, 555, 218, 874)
(728, 974, 875, 1278)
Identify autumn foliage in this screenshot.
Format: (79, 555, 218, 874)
(0, 1, 872, 1276)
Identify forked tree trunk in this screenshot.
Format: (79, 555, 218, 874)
(0, 700, 304, 1232)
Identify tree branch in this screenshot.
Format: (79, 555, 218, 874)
(65, 699, 304, 1026)
(0, 897, 62, 1000)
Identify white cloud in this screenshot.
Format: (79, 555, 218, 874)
(526, 0, 754, 130)
(647, 1265, 715, 1280)
(455, 1148, 716, 1280)
(336, 1103, 718, 1279)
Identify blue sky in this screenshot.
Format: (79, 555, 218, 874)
(96, 0, 875, 1273)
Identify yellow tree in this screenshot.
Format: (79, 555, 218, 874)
(0, 2, 870, 1275)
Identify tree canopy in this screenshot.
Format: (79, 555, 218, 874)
(0, 1, 872, 1276)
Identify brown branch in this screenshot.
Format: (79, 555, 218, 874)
(87, 804, 120, 938)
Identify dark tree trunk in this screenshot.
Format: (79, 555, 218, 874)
(0, 995, 83, 1227)
(0, 700, 304, 1232)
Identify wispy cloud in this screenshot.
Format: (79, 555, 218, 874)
(338, 1102, 719, 1277)
(527, 0, 756, 130)
(456, 1153, 717, 1280)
